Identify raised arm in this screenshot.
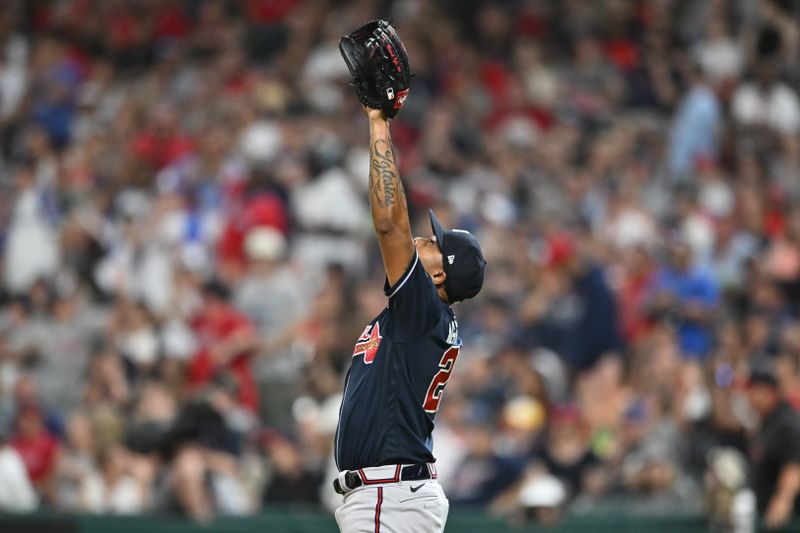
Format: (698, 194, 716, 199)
(366, 108, 414, 286)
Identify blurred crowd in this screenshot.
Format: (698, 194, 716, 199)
(1, 0, 800, 528)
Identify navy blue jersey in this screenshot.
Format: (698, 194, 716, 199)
(334, 251, 461, 471)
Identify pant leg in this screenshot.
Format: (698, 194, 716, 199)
(379, 482, 449, 533)
(336, 486, 384, 533)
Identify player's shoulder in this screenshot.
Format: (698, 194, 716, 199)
(384, 250, 433, 299)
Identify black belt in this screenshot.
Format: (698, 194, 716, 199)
(334, 463, 433, 495)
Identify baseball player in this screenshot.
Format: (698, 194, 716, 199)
(333, 21, 487, 533)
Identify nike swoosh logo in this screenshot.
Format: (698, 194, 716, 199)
(410, 484, 425, 493)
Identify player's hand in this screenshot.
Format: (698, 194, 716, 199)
(764, 494, 793, 530)
(363, 105, 386, 122)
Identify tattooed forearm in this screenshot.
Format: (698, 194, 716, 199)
(364, 116, 414, 284)
(369, 138, 407, 212)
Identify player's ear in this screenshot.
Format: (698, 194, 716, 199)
(431, 269, 446, 286)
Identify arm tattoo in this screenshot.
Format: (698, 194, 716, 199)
(370, 138, 408, 211)
(366, 126, 414, 282)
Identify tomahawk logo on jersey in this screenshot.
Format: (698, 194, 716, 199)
(353, 323, 382, 364)
(334, 251, 461, 472)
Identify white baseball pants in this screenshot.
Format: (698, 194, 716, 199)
(335, 467, 449, 533)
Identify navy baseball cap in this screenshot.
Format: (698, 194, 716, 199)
(747, 364, 779, 389)
(429, 210, 486, 303)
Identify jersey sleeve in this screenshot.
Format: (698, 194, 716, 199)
(383, 251, 440, 341)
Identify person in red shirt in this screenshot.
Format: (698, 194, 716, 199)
(187, 280, 260, 414)
(617, 245, 657, 343)
(11, 403, 60, 498)
(131, 106, 194, 171)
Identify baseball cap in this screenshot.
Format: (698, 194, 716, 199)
(746, 364, 779, 389)
(518, 474, 567, 509)
(429, 210, 486, 303)
(244, 226, 287, 262)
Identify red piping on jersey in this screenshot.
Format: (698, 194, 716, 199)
(359, 464, 401, 485)
(374, 487, 383, 533)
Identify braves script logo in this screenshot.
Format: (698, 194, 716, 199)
(353, 322, 382, 364)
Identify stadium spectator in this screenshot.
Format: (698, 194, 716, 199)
(10, 403, 59, 501)
(0, 426, 38, 512)
(531, 403, 605, 499)
(55, 412, 103, 512)
(668, 65, 722, 178)
(447, 410, 525, 506)
(187, 280, 259, 421)
(648, 242, 720, 359)
(517, 232, 622, 371)
(746, 367, 800, 529)
(261, 434, 324, 505)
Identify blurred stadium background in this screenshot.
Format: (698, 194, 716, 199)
(1, 0, 800, 531)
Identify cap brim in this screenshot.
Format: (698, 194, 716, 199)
(429, 209, 446, 253)
(746, 375, 779, 389)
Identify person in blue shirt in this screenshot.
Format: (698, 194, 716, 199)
(668, 65, 721, 178)
(649, 242, 720, 358)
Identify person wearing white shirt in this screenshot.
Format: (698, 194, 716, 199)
(0, 435, 38, 512)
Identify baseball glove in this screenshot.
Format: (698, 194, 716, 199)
(339, 20, 411, 119)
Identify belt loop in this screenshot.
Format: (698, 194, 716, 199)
(337, 470, 352, 494)
(427, 463, 438, 479)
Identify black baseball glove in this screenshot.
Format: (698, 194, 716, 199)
(339, 19, 411, 119)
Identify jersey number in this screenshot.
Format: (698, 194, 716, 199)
(423, 346, 460, 413)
